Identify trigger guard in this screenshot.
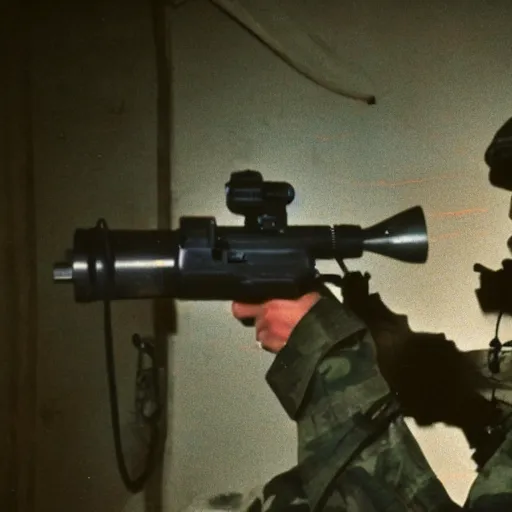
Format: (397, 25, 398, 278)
(318, 274, 344, 289)
(240, 318, 255, 327)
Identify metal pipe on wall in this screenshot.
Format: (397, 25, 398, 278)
(145, 0, 175, 509)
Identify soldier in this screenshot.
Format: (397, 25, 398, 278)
(185, 120, 512, 511)
(227, 271, 512, 511)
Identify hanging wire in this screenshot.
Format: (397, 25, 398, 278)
(97, 219, 160, 493)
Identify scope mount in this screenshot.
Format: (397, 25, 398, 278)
(225, 170, 295, 231)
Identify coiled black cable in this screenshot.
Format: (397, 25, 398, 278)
(97, 218, 160, 493)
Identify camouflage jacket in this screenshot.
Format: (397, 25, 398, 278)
(185, 294, 512, 512)
(264, 295, 512, 511)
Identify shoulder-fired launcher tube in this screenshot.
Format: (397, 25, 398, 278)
(53, 205, 427, 302)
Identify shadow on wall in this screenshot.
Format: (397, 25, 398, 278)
(341, 272, 508, 457)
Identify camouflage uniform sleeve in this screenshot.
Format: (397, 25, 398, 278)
(265, 295, 367, 420)
(466, 418, 512, 510)
(464, 348, 512, 510)
(266, 295, 458, 512)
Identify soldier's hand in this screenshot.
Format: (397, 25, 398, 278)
(231, 292, 321, 353)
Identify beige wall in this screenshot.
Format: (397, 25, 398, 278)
(30, 0, 512, 510)
(168, 0, 512, 510)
